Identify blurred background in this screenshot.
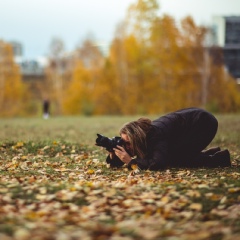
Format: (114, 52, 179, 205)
(0, 0, 240, 117)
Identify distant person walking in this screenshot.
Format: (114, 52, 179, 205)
(43, 99, 50, 119)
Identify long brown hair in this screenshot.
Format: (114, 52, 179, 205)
(119, 118, 152, 158)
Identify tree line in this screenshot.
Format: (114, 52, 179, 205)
(1, 0, 240, 117)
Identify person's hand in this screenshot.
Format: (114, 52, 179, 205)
(113, 145, 132, 164)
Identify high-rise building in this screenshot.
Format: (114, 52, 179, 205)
(211, 16, 240, 81)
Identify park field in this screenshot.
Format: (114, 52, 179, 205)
(0, 114, 240, 240)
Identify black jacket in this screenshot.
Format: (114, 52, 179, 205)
(106, 108, 218, 170)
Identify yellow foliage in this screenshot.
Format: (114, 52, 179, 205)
(63, 61, 93, 115)
(207, 66, 240, 112)
(15, 2, 240, 116)
(3, 2, 239, 116)
(0, 40, 29, 117)
(61, 10, 240, 115)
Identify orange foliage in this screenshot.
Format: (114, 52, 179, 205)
(63, 61, 93, 115)
(2, 0, 240, 116)
(0, 40, 29, 117)
(61, 5, 239, 115)
(89, 6, 239, 115)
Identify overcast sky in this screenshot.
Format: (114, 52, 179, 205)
(0, 0, 240, 59)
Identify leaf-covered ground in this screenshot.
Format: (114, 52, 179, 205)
(0, 115, 240, 239)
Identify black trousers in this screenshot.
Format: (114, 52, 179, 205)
(170, 110, 218, 167)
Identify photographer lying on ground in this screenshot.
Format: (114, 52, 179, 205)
(96, 108, 231, 170)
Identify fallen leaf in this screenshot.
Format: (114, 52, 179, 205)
(189, 203, 202, 211)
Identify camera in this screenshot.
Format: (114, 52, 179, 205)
(95, 133, 125, 152)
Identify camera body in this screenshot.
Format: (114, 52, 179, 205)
(95, 133, 125, 152)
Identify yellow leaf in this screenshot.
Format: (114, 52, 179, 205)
(55, 167, 71, 172)
(43, 146, 50, 150)
(189, 203, 202, 211)
(186, 190, 201, 198)
(86, 160, 92, 165)
(131, 164, 138, 170)
(228, 187, 240, 193)
(87, 169, 95, 175)
(160, 196, 170, 204)
(14, 229, 30, 239)
(16, 142, 24, 148)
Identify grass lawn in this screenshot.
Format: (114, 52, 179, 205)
(0, 114, 239, 240)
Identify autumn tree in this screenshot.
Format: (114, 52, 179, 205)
(205, 61, 240, 112)
(106, 0, 240, 114)
(63, 37, 104, 115)
(95, 0, 160, 115)
(62, 61, 92, 114)
(53, 0, 240, 115)
(45, 37, 68, 115)
(180, 17, 240, 112)
(94, 63, 121, 114)
(126, 0, 159, 41)
(148, 15, 207, 111)
(0, 40, 29, 117)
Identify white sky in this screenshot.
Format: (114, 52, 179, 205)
(0, 0, 239, 59)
